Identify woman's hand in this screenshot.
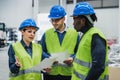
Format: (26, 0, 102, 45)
(15, 56, 22, 67)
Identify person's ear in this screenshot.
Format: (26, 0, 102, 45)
(62, 17, 65, 21)
(21, 30, 25, 35)
(82, 18, 86, 22)
(81, 18, 86, 24)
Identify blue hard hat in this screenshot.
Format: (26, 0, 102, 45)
(19, 18, 39, 31)
(72, 2, 95, 16)
(48, 5, 66, 19)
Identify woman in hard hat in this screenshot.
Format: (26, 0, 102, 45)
(8, 18, 49, 80)
(71, 2, 108, 80)
(39, 5, 80, 80)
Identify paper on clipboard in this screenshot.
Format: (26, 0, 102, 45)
(32, 57, 56, 71)
(51, 51, 70, 63)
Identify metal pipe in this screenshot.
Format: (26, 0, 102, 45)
(59, 0, 62, 6)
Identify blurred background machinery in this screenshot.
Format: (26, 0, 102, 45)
(0, 23, 6, 48)
(6, 28, 18, 45)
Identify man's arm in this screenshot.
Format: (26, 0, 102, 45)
(39, 33, 50, 60)
(8, 45, 20, 73)
(85, 34, 106, 80)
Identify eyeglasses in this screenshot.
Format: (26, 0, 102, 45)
(50, 17, 63, 23)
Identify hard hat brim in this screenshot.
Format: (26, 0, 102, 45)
(19, 26, 39, 31)
(48, 15, 65, 19)
(70, 15, 78, 17)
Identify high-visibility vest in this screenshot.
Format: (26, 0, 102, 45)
(71, 27, 108, 80)
(9, 42, 42, 80)
(45, 28, 78, 75)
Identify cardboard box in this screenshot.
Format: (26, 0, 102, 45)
(109, 67, 120, 80)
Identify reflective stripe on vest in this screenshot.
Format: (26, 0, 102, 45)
(9, 68, 40, 77)
(73, 70, 109, 80)
(74, 58, 108, 68)
(74, 58, 91, 68)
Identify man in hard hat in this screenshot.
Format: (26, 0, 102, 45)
(71, 2, 108, 80)
(8, 18, 50, 80)
(39, 5, 80, 80)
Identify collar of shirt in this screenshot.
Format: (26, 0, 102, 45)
(21, 39, 32, 49)
(54, 24, 67, 33)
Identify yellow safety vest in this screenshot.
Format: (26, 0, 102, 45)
(9, 42, 42, 80)
(45, 28, 78, 75)
(71, 27, 108, 80)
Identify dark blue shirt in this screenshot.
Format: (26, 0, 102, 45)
(85, 33, 106, 80)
